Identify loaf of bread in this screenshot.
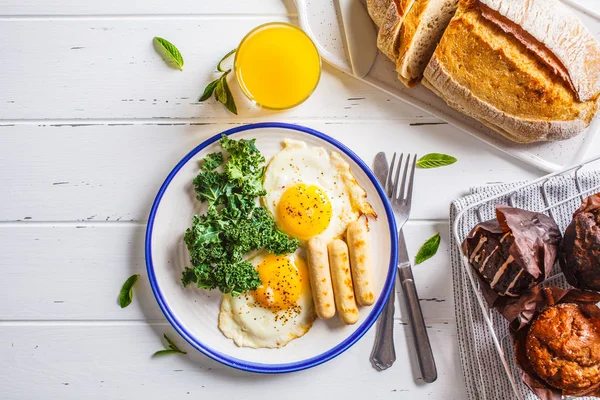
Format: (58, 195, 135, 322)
(395, 0, 458, 86)
(422, 0, 600, 143)
(367, 0, 458, 86)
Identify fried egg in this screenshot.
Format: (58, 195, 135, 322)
(218, 251, 315, 348)
(262, 139, 376, 243)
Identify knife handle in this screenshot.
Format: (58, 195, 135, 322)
(399, 269, 438, 383)
(370, 282, 396, 370)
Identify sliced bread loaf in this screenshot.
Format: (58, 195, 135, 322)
(422, 0, 600, 143)
(395, 0, 458, 86)
(376, 0, 416, 61)
(366, 0, 393, 27)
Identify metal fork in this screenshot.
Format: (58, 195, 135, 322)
(370, 153, 437, 383)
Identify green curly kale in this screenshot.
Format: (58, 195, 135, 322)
(181, 135, 298, 297)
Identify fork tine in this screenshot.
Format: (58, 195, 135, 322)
(398, 153, 411, 201)
(386, 152, 396, 197)
(405, 154, 417, 207)
(391, 153, 403, 200)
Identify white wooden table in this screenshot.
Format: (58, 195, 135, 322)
(1, 1, 599, 398)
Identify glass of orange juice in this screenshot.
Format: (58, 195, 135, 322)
(234, 22, 321, 110)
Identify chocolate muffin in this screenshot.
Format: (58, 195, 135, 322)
(465, 228, 537, 296)
(560, 193, 600, 291)
(525, 303, 600, 394)
(462, 205, 562, 299)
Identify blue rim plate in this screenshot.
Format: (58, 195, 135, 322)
(145, 122, 398, 373)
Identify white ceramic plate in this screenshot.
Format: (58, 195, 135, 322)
(145, 122, 397, 373)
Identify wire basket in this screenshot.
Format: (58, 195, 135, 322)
(452, 154, 600, 400)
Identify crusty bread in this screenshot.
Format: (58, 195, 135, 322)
(479, 0, 600, 102)
(366, 0, 393, 27)
(376, 0, 415, 61)
(395, 0, 458, 86)
(423, 0, 600, 143)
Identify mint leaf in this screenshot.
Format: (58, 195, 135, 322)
(222, 77, 238, 115)
(153, 334, 187, 356)
(153, 349, 180, 356)
(215, 76, 228, 104)
(200, 50, 239, 115)
(153, 37, 184, 70)
(416, 153, 457, 169)
(199, 78, 220, 102)
(118, 274, 140, 308)
(415, 233, 441, 264)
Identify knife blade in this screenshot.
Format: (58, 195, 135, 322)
(373, 152, 389, 185)
(336, 0, 378, 78)
(397, 230, 438, 383)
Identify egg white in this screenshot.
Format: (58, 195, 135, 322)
(218, 252, 316, 348)
(262, 139, 376, 244)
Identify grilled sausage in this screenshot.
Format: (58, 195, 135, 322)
(328, 239, 359, 325)
(347, 219, 376, 306)
(307, 238, 336, 319)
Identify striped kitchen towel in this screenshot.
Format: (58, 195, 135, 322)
(449, 171, 600, 400)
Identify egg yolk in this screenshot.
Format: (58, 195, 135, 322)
(277, 184, 332, 240)
(252, 254, 308, 311)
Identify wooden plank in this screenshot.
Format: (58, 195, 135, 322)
(0, 0, 594, 17)
(0, 122, 541, 222)
(0, 0, 295, 15)
(0, 18, 428, 121)
(0, 222, 454, 321)
(0, 322, 466, 399)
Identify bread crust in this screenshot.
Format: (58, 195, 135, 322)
(366, 0, 393, 27)
(423, 57, 590, 143)
(478, 0, 600, 102)
(376, 0, 415, 60)
(395, 0, 458, 85)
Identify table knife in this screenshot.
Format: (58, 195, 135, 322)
(336, 0, 378, 78)
(398, 230, 438, 383)
(371, 153, 397, 370)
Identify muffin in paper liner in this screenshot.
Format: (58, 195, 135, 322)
(560, 193, 600, 291)
(462, 205, 562, 307)
(507, 287, 600, 399)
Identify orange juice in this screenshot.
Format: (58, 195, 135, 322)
(235, 22, 321, 110)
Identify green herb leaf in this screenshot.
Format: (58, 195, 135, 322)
(201, 152, 224, 171)
(416, 153, 457, 169)
(215, 76, 228, 104)
(118, 274, 140, 308)
(222, 76, 238, 115)
(199, 78, 220, 102)
(217, 48, 237, 73)
(153, 349, 180, 356)
(153, 334, 187, 356)
(153, 37, 184, 70)
(163, 334, 186, 353)
(200, 50, 239, 114)
(415, 233, 441, 265)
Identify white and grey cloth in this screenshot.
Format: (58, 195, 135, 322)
(449, 172, 600, 400)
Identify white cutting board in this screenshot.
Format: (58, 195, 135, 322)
(294, 0, 600, 172)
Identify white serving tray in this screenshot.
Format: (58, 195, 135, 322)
(294, 0, 600, 172)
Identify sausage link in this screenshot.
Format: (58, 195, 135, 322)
(307, 238, 336, 319)
(347, 219, 376, 306)
(328, 239, 359, 325)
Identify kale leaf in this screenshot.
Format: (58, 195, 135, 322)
(201, 152, 224, 171)
(181, 135, 298, 296)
